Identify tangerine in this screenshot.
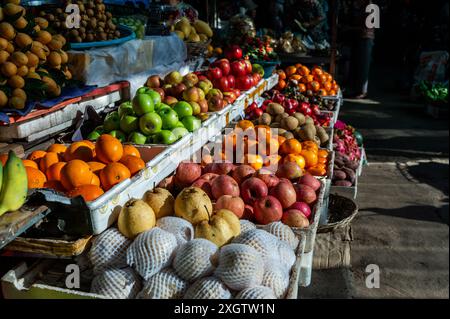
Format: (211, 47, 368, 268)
(95, 134, 123, 164)
(122, 144, 141, 158)
(300, 149, 318, 168)
(283, 154, 306, 169)
(39, 151, 60, 173)
(90, 173, 100, 186)
(60, 160, 93, 191)
(318, 149, 329, 158)
(47, 143, 67, 155)
(27, 150, 47, 164)
(87, 161, 106, 175)
(235, 120, 254, 132)
(99, 162, 130, 191)
(285, 66, 297, 77)
(64, 141, 95, 162)
(66, 185, 104, 202)
(26, 166, 47, 188)
(119, 155, 145, 176)
(243, 154, 264, 170)
(46, 161, 66, 181)
(22, 159, 38, 169)
(276, 70, 286, 80)
(307, 166, 326, 176)
(43, 180, 65, 192)
(279, 138, 302, 155)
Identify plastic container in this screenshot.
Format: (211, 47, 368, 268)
(252, 61, 280, 79)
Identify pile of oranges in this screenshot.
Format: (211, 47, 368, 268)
(212, 120, 329, 177)
(0, 135, 145, 202)
(276, 64, 340, 97)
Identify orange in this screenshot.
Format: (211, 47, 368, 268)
(298, 83, 306, 92)
(329, 89, 337, 96)
(310, 81, 321, 92)
(64, 141, 95, 162)
(298, 65, 310, 76)
(243, 154, 264, 170)
(39, 151, 60, 173)
(279, 138, 302, 155)
(283, 154, 306, 169)
(46, 161, 66, 181)
(277, 79, 286, 90)
(312, 67, 323, 76)
(317, 89, 327, 96)
(318, 149, 329, 158)
(318, 157, 328, 164)
(235, 120, 254, 132)
(90, 173, 100, 186)
(294, 63, 303, 69)
(276, 70, 286, 80)
(264, 154, 281, 166)
(302, 141, 319, 153)
(323, 82, 332, 91)
(301, 75, 314, 84)
(26, 166, 47, 188)
(66, 185, 104, 202)
(47, 143, 67, 155)
(0, 154, 8, 166)
(254, 125, 272, 141)
(87, 161, 106, 175)
(95, 134, 123, 164)
(307, 166, 326, 176)
(81, 140, 96, 150)
(43, 180, 65, 192)
(60, 160, 93, 191)
(99, 162, 131, 191)
(325, 73, 333, 82)
(22, 159, 38, 169)
(300, 149, 318, 168)
(27, 150, 47, 164)
(277, 135, 286, 147)
(122, 144, 141, 158)
(119, 155, 145, 176)
(318, 74, 328, 84)
(285, 66, 297, 77)
(289, 74, 302, 82)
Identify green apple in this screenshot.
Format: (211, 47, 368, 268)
(181, 115, 201, 132)
(87, 130, 101, 141)
(128, 132, 147, 145)
(154, 130, 177, 145)
(198, 79, 213, 94)
(155, 103, 171, 113)
(139, 112, 162, 135)
(136, 87, 149, 94)
(252, 64, 265, 77)
(103, 111, 120, 132)
(132, 93, 154, 116)
(118, 101, 135, 118)
(175, 121, 185, 128)
(173, 101, 193, 119)
(120, 115, 139, 134)
(146, 135, 155, 144)
(172, 127, 189, 140)
(189, 101, 201, 115)
(109, 130, 126, 142)
(158, 107, 179, 130)
(146, 90, 162, 107)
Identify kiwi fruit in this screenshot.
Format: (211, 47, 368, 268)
(281, 116, 299, 131)
(313, 136, 322, 147)
(267, 103, 284, 115)
(86, 33, 94, 42)
(276, 128, 287, 136)
(293, 112, 306, 126)
(299, 124, 316, 141)
(305, 116, 314, 126)
(258, 113, 272, 126)
(315, 125, 329, 144)
(282, 131, 295, 140)
(275, 112, 289, 123)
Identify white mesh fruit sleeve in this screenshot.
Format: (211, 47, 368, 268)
(156, 216, 194, 245)
(277, 240, 296, 272)
(126, 227, 178, 280)
(89, 227, 132, 274)
(184, 276, 232, 299)
(263, 222, 299, 250)
(232, 229, 280, 262)
(240, 219, 257, 234)
(262, 259, 290, 299)
(235, 286, 276, 299)
(214, 243, 264, 291)
(137, 268, 188, 299)
(90, 267, 141, 299)
(173, 238, 218, 282)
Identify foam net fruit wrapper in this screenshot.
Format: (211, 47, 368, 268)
(215, 243, 264, 291)
(235, 286, 276, 299)
(126, 227, 178, 280)
(137, 268, 188, 299)
(90, 267, 141, 299)
(184, 276, 232, 299)
(277, 240, 296, 272)
(240, 219, 257, 234)
(262, 259, 290, 299)
(89, 227, 132, 274)
(232, 229, 280, 262)
(173, 238, 218, 282)
(156, 216, 194, 245)
(263, 222, 299, 250)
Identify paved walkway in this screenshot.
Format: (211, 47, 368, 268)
(302, 67, 449, 298)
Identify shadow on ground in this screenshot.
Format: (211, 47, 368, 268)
(406, 162, 449, 196)
(363, 204, 449, 225)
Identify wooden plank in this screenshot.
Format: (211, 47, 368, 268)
(0, 205, 50, 250)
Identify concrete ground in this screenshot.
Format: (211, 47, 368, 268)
(302, 67, 449, 299)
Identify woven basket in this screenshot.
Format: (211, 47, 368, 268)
(186, 40, 210, 58)
(317, 194, 358, 233)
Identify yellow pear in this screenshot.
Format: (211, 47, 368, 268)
(118, 199, 156, 239)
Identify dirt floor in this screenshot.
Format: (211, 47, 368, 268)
(302, 66, 449, 299)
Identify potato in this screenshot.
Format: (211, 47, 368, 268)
(342, 167, 356, 184)
(334, 180, 353, 187)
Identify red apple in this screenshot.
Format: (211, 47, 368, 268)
(276, 162, 303, 180)
(214, 77, 230, 92)
(191, 178, 214, 198)
(211, 175, 240, 199)
(175, 162, 202, 187)
(171, 83, 187, 99)
(252, 108, 263, 118)
(215, 195, 245, 218)
(289, 202, 312, 219)
(208, 95, 225, 112)
(146, 75, 161, 88)
(240, 177, 268, 205)
(228, 75, 236, 89)
(197, 74, 208, 81)
(295, 184, 317, 205)
(208, 67, 223, 80)
(153, 88, 165, 101)
(242, 204, 255, 221)
(254, 169, 280, 188)
(214, 59, 231, 76)
(231, 165, 256, 184)
(199, 173, 219, 182)
(298, 173, 321, 191)
(164, 96, 178, 106)
(253, 196, 283, 225)
(203, 162, 234, 175)
(252, 73, 261, 85)
(243, 60, 252, 74)
(269, 179, 296, 209)
(225, 45, 243, 61)
(198, 99, 209, 113)
(231, 60, 247, 77)
(236, 75, 254, 91)
(282, 209, 310, 228)
(158, 175, 174, 192)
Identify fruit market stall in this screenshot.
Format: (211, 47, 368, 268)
(0, 0, 369, 300)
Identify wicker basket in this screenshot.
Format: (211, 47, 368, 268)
(317, 194, 358, 233)
(186, 40, 210, 58)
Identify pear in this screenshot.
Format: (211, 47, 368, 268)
(144, 187, 175, 219)
(118, 199, 156, 239)
(174, 187, 212, 225)
(195, 209, 241, 247)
